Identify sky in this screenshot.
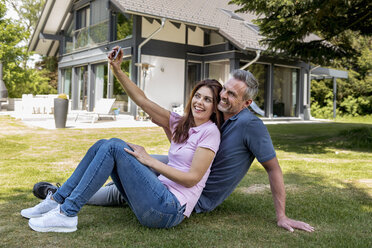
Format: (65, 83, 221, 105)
(4, 1, 42, 68)
(4, 1, 17, 19)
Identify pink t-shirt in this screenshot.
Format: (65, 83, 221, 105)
(158, 112, 220, 217)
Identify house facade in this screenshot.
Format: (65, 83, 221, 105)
(29, 0, 318, 119)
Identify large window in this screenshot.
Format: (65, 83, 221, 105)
(62, 68, 72, 98)
(207, 61, 230, 84)
(112, 61, 131, 113)
(94, 64, 106, 105)
(116, 13, 133, 40)
(64, 21, 74, 54)
(90, 0, 109, 45)
(186, 62, 201, 101)
(74, 1, 109, 50)
(273, 66, 299, 117)
(240, 62, 269, 112)
(89, 62, 130, 113)
(74, 6, 90, 49)
(78, 67, 88, 110)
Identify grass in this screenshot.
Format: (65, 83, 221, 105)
(334, 114, 372, 124)
(0, 115, 371, 248)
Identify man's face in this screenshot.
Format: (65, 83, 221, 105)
(218, 78, 252, 120)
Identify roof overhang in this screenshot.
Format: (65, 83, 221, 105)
(28, 0, 73, 56)
(110, 0, 264, 51)
(311, 67, 348, 80)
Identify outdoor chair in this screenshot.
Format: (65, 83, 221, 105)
(249, 101, 265, 116)
(74, 98, 116, 123)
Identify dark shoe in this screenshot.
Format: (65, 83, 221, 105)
(33, 182, 60, 200)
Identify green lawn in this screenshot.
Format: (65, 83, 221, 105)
(0, 116, 371, 248)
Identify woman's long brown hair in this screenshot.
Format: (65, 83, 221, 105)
(172, 79, 223, 144)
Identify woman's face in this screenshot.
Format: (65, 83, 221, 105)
(191, 86, 214, 126)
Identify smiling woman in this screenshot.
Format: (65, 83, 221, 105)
(173, 79, 223, 144)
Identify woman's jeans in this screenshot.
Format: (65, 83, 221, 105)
(52, 138, 185, 228)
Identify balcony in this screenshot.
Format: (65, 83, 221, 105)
(66, 20, 109, 53)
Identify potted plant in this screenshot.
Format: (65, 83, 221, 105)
(54, 94, 69, 128)
(112, 107, 120, 116)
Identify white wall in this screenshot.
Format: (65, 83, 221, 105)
(142, 18, 186, 44)
(141, 55, 185, 110)
(188, 27, 204, 46)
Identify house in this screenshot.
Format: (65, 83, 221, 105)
(28, 0, 347, 119)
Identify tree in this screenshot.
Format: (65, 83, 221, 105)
(5, 0, 45, 41)
(0, 1, 55, 97)
(311, 35, 372, 117)
(230, 0, 372, 65)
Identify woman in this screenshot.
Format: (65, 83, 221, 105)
(21, 47, 223, 232)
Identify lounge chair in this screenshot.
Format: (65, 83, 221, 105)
(74, 98, 116, 123)
(250, 101, 265, 116)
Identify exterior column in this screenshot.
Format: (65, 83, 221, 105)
(71, 67, 79, 110)
(130, 15, 142, 116)
(307, 65, 311, 106)
(58, 68, 63, 94)
(229, 58, 239, 72)
(298, 67, 304, 118)
(107, 62, 114, 98)
(267, 64, 274, 118)
(333, 77, 337, 119)
(87, 64, 95, 112)
(204, 63, 209, 78)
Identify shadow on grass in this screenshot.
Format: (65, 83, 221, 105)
(268, 122, 372, 154)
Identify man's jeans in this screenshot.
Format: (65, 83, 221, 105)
(53, 138, 184, 228)
(87, 155, 169, 206)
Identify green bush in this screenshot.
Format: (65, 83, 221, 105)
(339, 95, 372, 117)
(310, 92, 341, 119)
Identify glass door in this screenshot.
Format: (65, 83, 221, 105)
(78, 66, 88, 110)
(186, 62, 201, 102)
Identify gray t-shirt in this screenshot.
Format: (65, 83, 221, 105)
(195, 108, 276, 213)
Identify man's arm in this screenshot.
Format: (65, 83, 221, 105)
(261, 157, 314, 232)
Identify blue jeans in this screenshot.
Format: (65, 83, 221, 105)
(53, 138, 185, 228)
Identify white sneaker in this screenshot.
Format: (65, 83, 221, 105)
(21, 191, 58, 218)
(28, 205, 78, 233)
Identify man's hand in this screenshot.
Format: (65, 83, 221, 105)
(277, 216, 314, 232)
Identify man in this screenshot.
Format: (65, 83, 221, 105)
(36, 70, 314, 232)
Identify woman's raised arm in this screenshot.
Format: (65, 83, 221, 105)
(108, 47, 170, 128)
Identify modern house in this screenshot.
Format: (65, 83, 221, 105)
(28, 0, 347, 119)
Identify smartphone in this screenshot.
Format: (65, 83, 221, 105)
(110, 46, 122, 60)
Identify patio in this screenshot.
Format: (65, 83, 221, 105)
(0, 111, 157, 129)
(0, 110, 328, 130)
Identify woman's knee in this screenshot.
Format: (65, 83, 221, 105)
(96, 139, 108, 146)
(88, 139, 108, 153)
(107, 138, 129, 149)
(108, 138, 125, 144)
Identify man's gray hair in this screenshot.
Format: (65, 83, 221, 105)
(231, 69, 259, 101)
